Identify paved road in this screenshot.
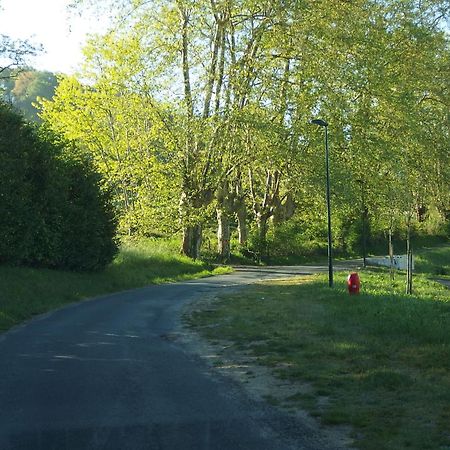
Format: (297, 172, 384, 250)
(0, 266, 356, 450)
(435, 278, 450, 289)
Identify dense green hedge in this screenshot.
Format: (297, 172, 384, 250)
(0, 102, 117, 270)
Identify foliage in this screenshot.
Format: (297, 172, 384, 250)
(41, 0, 449, 261)
(0, 101, 118, 270)
(39, 71, 180, 236)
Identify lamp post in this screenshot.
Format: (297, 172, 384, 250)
(311, 119, 333, 287)
(356, 179, 367, 268)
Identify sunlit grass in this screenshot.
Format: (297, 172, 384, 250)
(187, 266, 450, 450)
(0, 237, 231, 332)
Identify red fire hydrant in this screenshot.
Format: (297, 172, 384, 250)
(347, 272, 360, 295)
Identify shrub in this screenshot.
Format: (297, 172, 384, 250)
(0, 102, 117, 270)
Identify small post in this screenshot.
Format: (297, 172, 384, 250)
(357, 179, 367, 268)
(324, 125, 333, 288)
(406, 214, 413, 295)
(389, 227, 394, 281)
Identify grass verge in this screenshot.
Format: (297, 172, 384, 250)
(187, 270, 450, 450)
(415, 244, 450, 277)
(0, 237, 231, 332)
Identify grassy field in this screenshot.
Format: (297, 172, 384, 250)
(0, 237, 230, 332)
(187, 249, 450, 450)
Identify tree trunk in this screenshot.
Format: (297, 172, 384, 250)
(203, 21, 222, 118)
(406, 215, 413, 295)
(388, 226, 394, 281)
(179, 7, 193, 117)
(216, 208, 231, 262)
(236, 203, 248, 246)
(179, 190, 203, 259)
(256, 212, 269, 258)
(216, 179, 234, 261)
(182, 224, 202, 259)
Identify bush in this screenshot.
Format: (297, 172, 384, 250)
(0, 102, 117, 270)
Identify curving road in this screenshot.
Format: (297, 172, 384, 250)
(0, 265, 357, 450)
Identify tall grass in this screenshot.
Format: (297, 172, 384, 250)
(0, 237, 230, 332)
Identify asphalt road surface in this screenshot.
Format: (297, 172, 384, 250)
(0, 265, 357, 450)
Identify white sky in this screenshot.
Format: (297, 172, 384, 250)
(0, 0, 106, 74)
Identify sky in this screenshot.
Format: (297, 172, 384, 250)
(0, 0, 106, 74)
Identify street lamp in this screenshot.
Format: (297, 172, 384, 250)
(356, 179, 367, 268)
(311, 119, 333, 287)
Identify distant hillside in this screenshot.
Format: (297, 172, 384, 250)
(0, 68, 58, 122)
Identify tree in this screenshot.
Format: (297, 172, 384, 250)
(48, 1, 296, 258)
(281, 0, 449, 251)
(39, 50, 180, 237)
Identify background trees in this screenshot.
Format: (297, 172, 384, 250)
(0, 12, 52, 122)
(39, 0, 449, 261)
(1, 69, 58, 121)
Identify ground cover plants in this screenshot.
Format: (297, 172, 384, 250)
(187, 259, 450, 449)
(0, 237, 230, 332)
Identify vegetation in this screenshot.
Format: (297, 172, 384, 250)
(416, 245, 450, 277)
(0, 5, 448, 446)
(0, 102, 118, 270)
(36, 0, 448, 262)
(0, 24, 46, 120)
(187, 254, 450, 450)
(1, 68, 58, 122)
(0, 237, 230, 332)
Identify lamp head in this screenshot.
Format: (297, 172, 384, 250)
(311, 119, 328, 127)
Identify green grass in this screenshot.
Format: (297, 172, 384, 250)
(187, 266, 450, 449)
(415, 245, 450, 277)
(0, 237, 231, 332)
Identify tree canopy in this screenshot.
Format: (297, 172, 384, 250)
(40, 0, 449, 260)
